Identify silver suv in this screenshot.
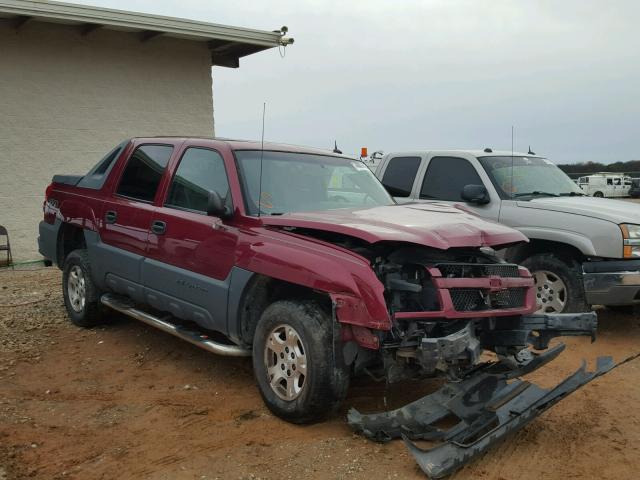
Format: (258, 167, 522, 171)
(375, 150, 640, 313)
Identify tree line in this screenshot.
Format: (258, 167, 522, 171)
(558, 160, 640, 176)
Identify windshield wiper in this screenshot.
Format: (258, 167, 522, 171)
(513, 191, 560, 198)
(559, 192, 586, 197)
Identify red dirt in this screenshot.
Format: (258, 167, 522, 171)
(1, 268, 639, 479)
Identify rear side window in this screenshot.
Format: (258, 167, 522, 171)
(420, 157, 483, 201)
(166, 148, 231, 214)
(381, 157, 421, 197)
(76, 141, 126, 190)
(116, 145, 173, 202)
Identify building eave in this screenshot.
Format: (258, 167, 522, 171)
(0, 0, 293, 67)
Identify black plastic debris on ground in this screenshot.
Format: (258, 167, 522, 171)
(348, 347, 615, 479)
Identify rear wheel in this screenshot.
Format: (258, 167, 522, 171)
(521, 253, 589, 314)
(252, 300, 350, 424)
(593, 191, 604, 198)
(62, 249, 106, 327)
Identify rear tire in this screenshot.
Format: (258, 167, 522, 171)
(252, 300, 350, 424)
(521, 253, 589, 314)
(62, 249, 106, 327)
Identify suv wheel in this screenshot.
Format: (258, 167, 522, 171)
(252, 300, 350, 424)
(62, 249, 106, 327)
(521, 253, 589, 314)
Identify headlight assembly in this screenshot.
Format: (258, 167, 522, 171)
(620, 224, 640, 258)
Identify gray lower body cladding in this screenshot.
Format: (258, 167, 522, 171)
(38, 220, 61, 266)
(100, 293, 250, 357)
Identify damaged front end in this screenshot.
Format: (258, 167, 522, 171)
(342, 245, 604, 478)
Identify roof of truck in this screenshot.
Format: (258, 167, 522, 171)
(385, 149, 544, 158)
(130, 137, 350, 158)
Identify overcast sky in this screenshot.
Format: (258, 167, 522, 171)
(69, 0, 640, 163)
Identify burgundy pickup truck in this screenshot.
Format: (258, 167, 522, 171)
(39, 137, 609, 478)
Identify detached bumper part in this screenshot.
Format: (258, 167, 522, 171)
(483, 312, 598, 350)
(349, 355, 614, 479)
(349, 311, 604, 478)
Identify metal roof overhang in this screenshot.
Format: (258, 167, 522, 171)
(0, 0, 293, 67)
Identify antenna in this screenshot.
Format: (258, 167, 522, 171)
(510, 125, 515, 198)
(258, 102, 266, 217)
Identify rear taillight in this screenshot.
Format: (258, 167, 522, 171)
(45, 183, 53, 200)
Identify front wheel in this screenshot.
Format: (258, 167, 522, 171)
(593, 191, 604, 198)
(252, 300, 350, 424)
(521, 253, 589, 314)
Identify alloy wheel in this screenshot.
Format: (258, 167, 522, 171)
(67, 265, 86, 313)
(264, 324, 308, 401)
(533, 270, 567, 313)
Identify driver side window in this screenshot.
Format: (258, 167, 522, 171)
(420, 157, 483, 201)
(165, 148, 231, 214)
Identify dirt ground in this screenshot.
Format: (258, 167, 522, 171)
(1, 269, 639, 480)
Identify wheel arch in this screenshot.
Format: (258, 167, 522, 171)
(505, 238, 587, 265)
(56, 222, 87, 268)
(229, 272, 333, 346)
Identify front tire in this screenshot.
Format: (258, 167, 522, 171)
(593, 191, 604, 198)
(521, 253, 589, 314)
(62, 249, 105, 327)
(252, 300, 350, 424)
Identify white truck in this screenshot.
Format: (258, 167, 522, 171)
(577, 173, 633, 198)
(375, 150, 640, 313)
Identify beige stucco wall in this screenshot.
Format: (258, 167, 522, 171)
(0, 21, 215, 261)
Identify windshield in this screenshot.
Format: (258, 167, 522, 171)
(235, 150, 395, 215)
(478, 156, 583, 199)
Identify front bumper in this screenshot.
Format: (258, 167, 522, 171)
(583, 259, 640, 306)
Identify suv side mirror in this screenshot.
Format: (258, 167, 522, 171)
(461, 184, 490, 204)
(207, 191, 232, 218)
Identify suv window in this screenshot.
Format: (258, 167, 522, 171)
(116, 145, 173, 202)
(381, 157, 421, 197)
(421, 157, 483, 201)
(166, 148, 230, 214)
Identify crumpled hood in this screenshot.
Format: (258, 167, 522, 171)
(517, 196, 640, 224)
(261, 203, 527, 250)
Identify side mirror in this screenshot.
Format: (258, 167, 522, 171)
(207, 191, 232, 218)
(461, 184, 490, 204)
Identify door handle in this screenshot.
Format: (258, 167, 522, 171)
(151, 220, 167, 235)
(105, 210, 117, 224)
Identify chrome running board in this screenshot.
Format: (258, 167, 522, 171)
(100, 293, 251, 357)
